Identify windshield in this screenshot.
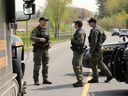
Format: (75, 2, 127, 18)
(121, 29, 128, 33)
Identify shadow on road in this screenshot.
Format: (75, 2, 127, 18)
(89, 89, 128, 96)
(30, 84, 73, 90)
(64, 72, 91, 77)
(64, 72, 105, 77)
(26, 84, 35, 86)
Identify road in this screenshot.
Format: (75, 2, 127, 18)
(23, 29, 128, 96)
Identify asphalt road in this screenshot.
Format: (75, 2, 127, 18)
(23, 29, 128, 96)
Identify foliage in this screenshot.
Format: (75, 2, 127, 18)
(96, 0, 128, 30)
(98, 10, 128, 31)
(44, 0, 72, 38)
(44, 0, 93, 38)
(106, 0, 128, 15)
(97, 0, 108, 18)
(97, 0, 128, 18)
(67, 7, 93, 21)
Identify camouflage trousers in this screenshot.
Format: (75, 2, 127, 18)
(89, 51, 112, 80)
(33, 48, 49, 82)
(72, 52, 83, 82)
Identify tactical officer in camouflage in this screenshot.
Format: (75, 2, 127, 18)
(71, 20, 86, 87)
(87, 18, 113, 83)
(30, 17, 52, 85)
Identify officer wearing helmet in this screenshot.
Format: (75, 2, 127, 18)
(71, 20, 86, 87)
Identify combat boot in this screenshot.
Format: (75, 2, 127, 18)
(88, 79, 98, 83)
(104, 76, 113, 83)
(43, 80, 52, 84)
(73, 81, 83, 87)
(34, 82, 40, 85)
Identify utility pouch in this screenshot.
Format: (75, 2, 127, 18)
(32, 44, 41, 52)
(70, 45, 77, 52)
(70, 45, 86, 54)
(43, 42, 50, 48)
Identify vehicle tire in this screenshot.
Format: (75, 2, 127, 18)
(12, 59, 24, 96)
(113, 47, 125, 82)
(117, 33, 119, 36)
(110, 47, 119, 76)
(125, 61, 128, 84)
(122, 50, 128, 83)
(21, 63, 25, 78)
(111, 34, 114, 36)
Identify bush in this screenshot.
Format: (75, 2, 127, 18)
(98, 10, 128, 31)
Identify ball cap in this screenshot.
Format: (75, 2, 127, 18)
(73, 20, 83, 25)
(39, 17, 49, 21)
(87, 18, 96, 23)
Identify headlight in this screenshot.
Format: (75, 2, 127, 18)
(15, 41, 23, 46)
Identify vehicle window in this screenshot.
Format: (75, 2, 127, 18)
(112, 29, 119, 32)
(121, 29, 128, 32)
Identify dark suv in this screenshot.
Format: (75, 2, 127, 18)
(83, 41, 127, 68)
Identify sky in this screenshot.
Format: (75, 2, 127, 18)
(16, 0, 98, 12)
(71, 0, 98, 12)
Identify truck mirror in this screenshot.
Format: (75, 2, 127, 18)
(23, 3, 35, 15)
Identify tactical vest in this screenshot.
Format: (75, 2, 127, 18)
(34, 26, 50, 47)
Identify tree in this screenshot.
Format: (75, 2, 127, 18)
(97, 0, 109, 18)
(106, 0, 127, 15)
(97, 0, 128, 18)
(44, 0, 72, 38)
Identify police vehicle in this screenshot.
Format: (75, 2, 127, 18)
(83, 35, 128, 84)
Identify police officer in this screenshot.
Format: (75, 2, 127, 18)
(87, 18, 113, 83)
(71, 20, 86, 87)
(30, 17, 52, 85)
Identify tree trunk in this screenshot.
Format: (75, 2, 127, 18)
(54, 26, 57, 38)
(57, 23, 60, 38)
(54, 22, 60, 38)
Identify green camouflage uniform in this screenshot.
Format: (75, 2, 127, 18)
(88, 26, 112, 81)
(30, 26, 50, 82)
(71, 29, 86, 82)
